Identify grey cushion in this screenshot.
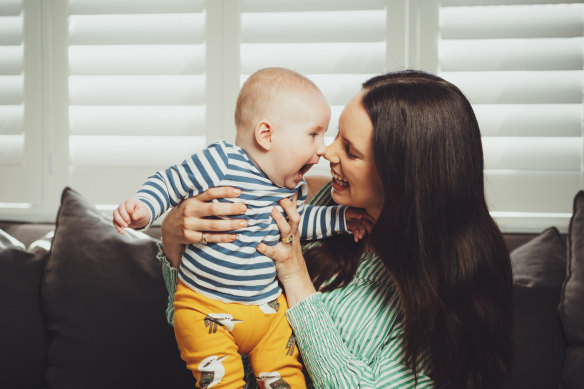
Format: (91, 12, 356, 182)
(559, 190, 584, 389)
(42, 187, 194, 389)
(0, 229, 48, 389)
(505, 227, 567, 389)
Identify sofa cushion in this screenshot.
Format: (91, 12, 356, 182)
(559, 190, 584, 389)
(505, 227, 567, 389)
(0, 229, 48, 389)
(42, 187, 194, 389)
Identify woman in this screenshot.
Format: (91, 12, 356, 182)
(160, 70, 513, 388)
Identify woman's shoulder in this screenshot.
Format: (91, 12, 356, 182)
(355, 252, 393, 285)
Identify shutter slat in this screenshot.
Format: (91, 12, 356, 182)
(69, 75, 205, 105)
(474, 104, 582, 137)
(440, 38, 583, 71)
(485, 171, 581, 214)
(241, 43, 385, 74)
(69, 14, 205, 45)
(440, 70, 582, 104)
(241, 11, 385, 43)
(483, 137, 581, 171)
(0, 135, 23, 165)
(0, 16, 21, 45)
(0, 0, 21, 15)
(241, 0, 385, 12)
(443, 0, 582, 6)
(440, 4, 583, 39)
(0, 105, 24, 134)
(69, 135, 206, 167)
(0, 46, 23, 74)
(0, 76, 23, 104)
(69, 0, 204, 14)
(70, 106, 205, 136)
(69, 45, 205, 75)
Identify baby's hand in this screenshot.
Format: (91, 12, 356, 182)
(112, 198, 151, 234)
(345, 207, 375, 242)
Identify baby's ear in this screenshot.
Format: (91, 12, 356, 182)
(254, 120, 272, 151)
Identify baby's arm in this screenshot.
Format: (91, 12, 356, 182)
(113, 198, 151, 233)
(299, 204, 372, 242)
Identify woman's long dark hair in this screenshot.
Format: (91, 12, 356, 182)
(305, 70, 513, 388)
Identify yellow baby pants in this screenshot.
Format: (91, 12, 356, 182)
(174, 280, 306, 389)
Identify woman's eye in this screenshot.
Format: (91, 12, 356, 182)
(344, 143, 358, 159)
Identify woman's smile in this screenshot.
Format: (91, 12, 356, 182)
(331, 170, 349, 189)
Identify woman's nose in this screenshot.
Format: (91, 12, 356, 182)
(323, 140, 339, 163)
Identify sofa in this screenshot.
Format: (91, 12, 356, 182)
(0, 187, 583, 389)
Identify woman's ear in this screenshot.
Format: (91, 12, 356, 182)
(254, 120, 272, 151)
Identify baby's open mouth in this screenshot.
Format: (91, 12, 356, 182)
(298, 164, 312, 178)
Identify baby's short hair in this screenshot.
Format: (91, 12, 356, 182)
(234, 67, 322, 132)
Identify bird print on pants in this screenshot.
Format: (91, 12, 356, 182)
(259, 299, 280, 315)
(257, 371, 291, 389)
(198, 355, 227, 388)
(285, 333, 296, 356)
(204, 313, 242, 333)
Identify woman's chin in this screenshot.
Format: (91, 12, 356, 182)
(330, 184, 349, 205)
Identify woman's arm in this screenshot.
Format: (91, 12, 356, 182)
(160, 186, 247, 267)
(256, 196, 317, 307)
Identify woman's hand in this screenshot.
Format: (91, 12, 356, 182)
(161, 187, 247, 267)
(256, 195, 317, 307)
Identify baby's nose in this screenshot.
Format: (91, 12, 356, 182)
(316, 142, 326, 156)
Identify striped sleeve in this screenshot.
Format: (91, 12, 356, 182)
(295, 179, 348, 240)
(136, 141, 228, 225)
(298, 204, 348, 240)
(286, 291, 434, 388)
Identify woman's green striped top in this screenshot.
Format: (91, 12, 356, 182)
(285, 182, 433, 388)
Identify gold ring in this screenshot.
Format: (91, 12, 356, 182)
(281, 235, 295, 244)
(200, 233, 207, 245)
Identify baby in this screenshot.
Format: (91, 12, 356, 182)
(113, 67, 368, 389)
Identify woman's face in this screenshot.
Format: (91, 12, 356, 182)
(324, 92, 384, 220)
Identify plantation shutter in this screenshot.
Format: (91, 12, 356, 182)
(0, 0, 43, 208)
(239, 0, 389, 175)
(67, 0, 207, 205)
(438, 1, 584, 232)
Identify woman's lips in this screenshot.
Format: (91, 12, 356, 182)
(331, 170, 349, 189)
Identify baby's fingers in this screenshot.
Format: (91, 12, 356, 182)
(131, 203, 149, 221)
(112, 209, 128, 233)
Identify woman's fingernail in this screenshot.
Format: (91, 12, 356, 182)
(239, 221, 246, 227)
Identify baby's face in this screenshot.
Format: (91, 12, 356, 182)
(268, 91, 331, 189)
